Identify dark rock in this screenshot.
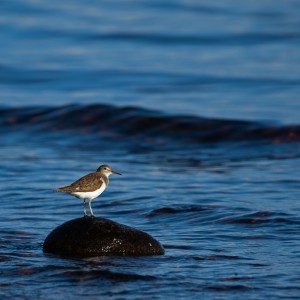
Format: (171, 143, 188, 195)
(43, 217, 164, 257)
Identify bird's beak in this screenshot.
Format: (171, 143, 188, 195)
(111, 169, 122, 175)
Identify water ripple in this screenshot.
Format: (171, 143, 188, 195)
(1, 104, 299, 144)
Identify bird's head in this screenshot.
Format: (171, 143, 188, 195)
(97, 165, 122, 177)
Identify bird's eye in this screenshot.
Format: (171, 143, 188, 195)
(104, 167, 107, 170)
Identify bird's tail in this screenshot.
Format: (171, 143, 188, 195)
(53, 187, 67, 192)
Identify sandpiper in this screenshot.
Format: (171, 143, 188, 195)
(54, 164, 121, 217)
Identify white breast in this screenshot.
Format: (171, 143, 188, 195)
(71, 182, 107, 200)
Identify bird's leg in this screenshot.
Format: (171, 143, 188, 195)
(88, 199, 94, 217)
(83, 199, 87, 217)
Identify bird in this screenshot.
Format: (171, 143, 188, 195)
(53, 164, 121, 217)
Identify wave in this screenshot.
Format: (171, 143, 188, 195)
(219, 211, 300, 226)
(56, 269, 156, 282)
(0, 104, 299, 144)
(82, 32, 300, 46)
(147, 206, 300, 226)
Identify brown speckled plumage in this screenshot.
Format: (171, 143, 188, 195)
(54, 171, 108, 193)
(53, 164, 121, 216)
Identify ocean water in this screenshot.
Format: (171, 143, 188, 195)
(0, 1, 300, 299)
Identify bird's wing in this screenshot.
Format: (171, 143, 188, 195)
(69, 173, 104, 192)
(54, 173, 104, 193)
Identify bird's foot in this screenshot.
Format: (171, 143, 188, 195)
(83, 213, 95, 218)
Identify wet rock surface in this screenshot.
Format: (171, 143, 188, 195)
(43, 217, 164, 257)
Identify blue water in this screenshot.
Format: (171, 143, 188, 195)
(1, 1, 300, 299)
